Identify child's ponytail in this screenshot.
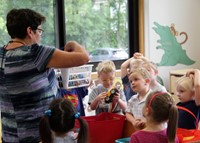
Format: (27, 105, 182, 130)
(167, 104, 178, 143)
(39, 116, 53, 143)
(76, 118, 89, 143)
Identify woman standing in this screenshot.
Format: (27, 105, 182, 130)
(0, 8, 89, 143)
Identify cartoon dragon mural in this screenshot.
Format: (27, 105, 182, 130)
(152, 22, 195, 66)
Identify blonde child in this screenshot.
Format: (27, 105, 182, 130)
(125, 67, 152, 129)
(88, 60, 127, 115)
(176, 75, 200, 129)
(121, 56, 146, 101)
(142, 61, 167, 92)
(39, 98, 88, 143)
(121, 52, 166, 101)
(130, 92, 178, 143)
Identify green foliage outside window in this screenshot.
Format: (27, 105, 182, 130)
(0, 0, 128, 55)
(64, 0, 128, 52)
(0, 0, 54, 46)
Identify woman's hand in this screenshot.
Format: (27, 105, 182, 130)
(64, 41, 83, 52)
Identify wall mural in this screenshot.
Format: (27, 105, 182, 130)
(152, 22, 195, 66)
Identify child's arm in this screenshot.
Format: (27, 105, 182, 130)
(90, 92, 107, 110)
(121, 53, 148, 79)
(186, 69, 200, 106)
(121, 57, 134, 79)
(126, 112, 136, 126)
(117, 98, 127, 110)
(113, 92, 127, 110)
(125, 112, 145, 129)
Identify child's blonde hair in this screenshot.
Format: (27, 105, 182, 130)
(176, 76, 194, 91)
(129, 58, 146, 72)
(129, 67, 151, 79)
(142, 61, 158, 72)
(96, 60, 116, 74)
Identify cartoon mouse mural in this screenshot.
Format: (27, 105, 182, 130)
(152, 22, 195, 66)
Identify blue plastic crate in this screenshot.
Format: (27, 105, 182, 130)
(115, 137, 130, 143)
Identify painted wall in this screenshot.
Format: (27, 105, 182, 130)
(144, 0, 200, 90)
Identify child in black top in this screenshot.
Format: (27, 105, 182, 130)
(176, 75, 200, 129)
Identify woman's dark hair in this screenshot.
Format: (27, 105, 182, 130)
(6, 8, 46, 39)
(39, 98, 88, 143)
(146, 92, 178, 143)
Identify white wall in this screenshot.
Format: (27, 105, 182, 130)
(144, 0, 200, 90)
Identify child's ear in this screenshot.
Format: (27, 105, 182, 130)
(192, 90, 195, 99)
(145, 78, 151, 84)
(143, 106, 150, 117)
(155, 70, 158, 75)
(97, 73, 100, 78)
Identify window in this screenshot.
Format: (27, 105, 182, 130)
(0, 0, 140, 69)
(64, 0, 129, 63)
(0, 0, 55, 46)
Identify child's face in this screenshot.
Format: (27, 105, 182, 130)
(99, 71, 115, 88)
(176, 86, 194, 103)
(129, 71, 149, 93)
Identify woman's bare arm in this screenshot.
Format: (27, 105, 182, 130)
(47, 41, 89, 68)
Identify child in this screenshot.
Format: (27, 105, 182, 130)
(121, 56, 146, 101)
(176, 75, 200, 129)
(59, 87, 88, 116)
(125, 67, 152, 129)
(142, 61, 167, 92)
(121, 52, 166, 101)
(88, 60, 127, 115)
(39, 98, 88, 143)
(56, 68, 89, 116)
(130, 92, 178, 143)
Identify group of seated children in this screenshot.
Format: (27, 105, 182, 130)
(40, 53, 200, 143)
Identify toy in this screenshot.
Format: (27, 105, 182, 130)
(105, 88, 119, 103)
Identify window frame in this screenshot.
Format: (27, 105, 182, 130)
(54, 0, 139, 70)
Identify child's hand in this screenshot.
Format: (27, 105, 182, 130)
(186, 69, 200, 79)
(134, 52, 143, 58)
(98, 92, 107, 101)
(132, 118, 146, 129)
(137, 118, 146, 129)
(133, 52, 148, 61)
(113, 92, 120, 102)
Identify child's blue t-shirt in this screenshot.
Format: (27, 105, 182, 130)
(59, 87, 88, 116)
